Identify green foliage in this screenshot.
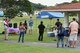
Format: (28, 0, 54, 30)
(56, 2, 70, 6)
(4, 6, 19, 18)
(31, 3, 47, 10)
(0, 0, 33, 17)
(68, 12, 77, 16)
(0, 0, 47, 16)
(18, 0, 33, 14)
(0, 0, 15, 8)
(0, 16, 58, 43)
(17, 12, 23, 17)
(72, 0, 78, 3)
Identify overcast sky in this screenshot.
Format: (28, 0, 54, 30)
(29, 0, 73, 6)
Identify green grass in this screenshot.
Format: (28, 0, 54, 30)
(0, 15, 73, 43)
(0, 16, 79, 53)
(0, 42, 80, 53)
(0, 16, 59, 43)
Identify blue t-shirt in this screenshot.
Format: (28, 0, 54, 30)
(28, 20, 33, 27)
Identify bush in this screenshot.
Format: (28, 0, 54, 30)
(4, 6, 19, 19)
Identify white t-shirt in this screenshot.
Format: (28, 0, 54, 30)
(53, 29, 58, 36)
(4, 21, 8, 29)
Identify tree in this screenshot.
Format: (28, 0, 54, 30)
(31, 3, 47, 10)
(0, 0, 15, 8)
(77, 0, 80, 2)
(5, 6, 19, 18)
(0, 0, 33, 18)
(56, 2, 70, 6)
(72, 0, 78, 3)
(0, 0, 47, 18)
(18, 0, 33, 14)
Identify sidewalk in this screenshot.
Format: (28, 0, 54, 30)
(0, 40, 80, 50)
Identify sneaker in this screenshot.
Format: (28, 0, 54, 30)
(57, 46, 59, 48)
(70, 46, 74, 48)
(62, 46, 64, 48)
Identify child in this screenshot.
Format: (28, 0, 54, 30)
(53, 27, 58, 37)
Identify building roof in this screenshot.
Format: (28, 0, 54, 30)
(42, 2, 80, 12)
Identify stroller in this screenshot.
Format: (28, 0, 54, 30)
(64, 27, 70, 47)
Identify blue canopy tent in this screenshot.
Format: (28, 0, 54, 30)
(36, 11, 64, 18)
(36, 11, 64, 37)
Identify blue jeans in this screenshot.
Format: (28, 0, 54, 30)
(18, 32, 25, 43)
(57, 34, 64, 48)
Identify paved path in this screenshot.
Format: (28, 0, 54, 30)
(0, 39, 80, 50)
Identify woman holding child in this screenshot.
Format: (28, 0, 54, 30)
(18, 22, 26, 43)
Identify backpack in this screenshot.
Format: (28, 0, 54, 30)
(58, 27, 65, 35)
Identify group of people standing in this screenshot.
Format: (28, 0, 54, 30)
(3, 16, 45, 42)
(37, 17, 79, 48)
(3, 17, 33, 43)
(3, 17, 79, 48)
(55, 18, 79, 48)
(18, 17, 33, 43)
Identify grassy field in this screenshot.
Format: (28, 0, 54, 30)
(0, 15, 74, 43)
(0, 16, 79, 53)
(0, 42, 80, 53)
(0, 15, 65, 43)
